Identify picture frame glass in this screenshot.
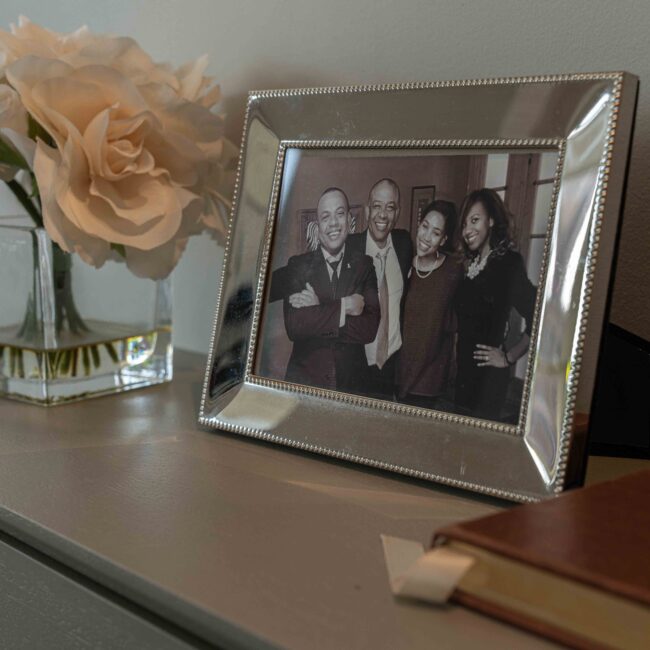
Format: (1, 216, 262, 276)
(254, 147, 560, 429)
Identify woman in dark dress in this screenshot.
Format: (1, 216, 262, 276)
(396, 200, 462, 409)
(454, 189, 536, 422)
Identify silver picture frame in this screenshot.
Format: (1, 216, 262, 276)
(199, 73, 638, 502)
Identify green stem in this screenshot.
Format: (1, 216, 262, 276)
(7, 179, 43, 228)
(17, 240, 91, 350)
(52, 244, 90, 335)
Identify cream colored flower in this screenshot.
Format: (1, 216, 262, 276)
(7, 56, 225, 277)
(0, 83, 26, 131)
(174, 54, 222, 108)
(0, 17, 221, 110)
(0, 16, 89, 76)
(0, 17, 236, 277)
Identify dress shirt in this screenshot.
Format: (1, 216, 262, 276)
(364, 233, 403, 366)
(320, 245, 346, 327)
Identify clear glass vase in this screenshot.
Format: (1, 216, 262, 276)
(0, 219, 173, 405)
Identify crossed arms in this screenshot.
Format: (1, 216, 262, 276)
(283, 256, 380, 345)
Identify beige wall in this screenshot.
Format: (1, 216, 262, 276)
(0, 0, 648, 351)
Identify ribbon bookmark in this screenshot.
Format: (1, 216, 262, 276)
(381, 535, 475, 603)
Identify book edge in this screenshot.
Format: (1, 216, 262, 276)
(452, 590, 613, 650)
(432, 471, 650, 607)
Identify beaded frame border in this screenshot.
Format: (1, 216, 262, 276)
(199, 72, 629, 502)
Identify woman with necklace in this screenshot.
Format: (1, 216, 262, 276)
(454, 188, 536, 422)
(396, 200, 462, 409)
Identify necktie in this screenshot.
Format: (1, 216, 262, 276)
(328, 259, 341, 298)
(376, 250, 389, 369)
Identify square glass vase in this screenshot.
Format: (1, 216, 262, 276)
(0, 220, 173, 405)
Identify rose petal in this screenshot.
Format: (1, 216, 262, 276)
(124, 236, 189, 279)
(34, 141, 110, 267)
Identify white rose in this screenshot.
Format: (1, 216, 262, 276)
(7, 56, 224, 278)
(0, 18, 236, 275)
(0, 16, 89, 75)
(0, 17, 221, 110)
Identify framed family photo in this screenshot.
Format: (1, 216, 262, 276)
(199, 73, 638, 502)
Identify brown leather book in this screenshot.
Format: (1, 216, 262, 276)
(432, 469, 650, 649)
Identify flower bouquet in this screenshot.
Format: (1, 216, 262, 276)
(0, 17, 237, 404)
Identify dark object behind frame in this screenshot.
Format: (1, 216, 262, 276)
(589, 323, 650, 458)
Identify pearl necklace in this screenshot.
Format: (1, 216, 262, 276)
(415, 251, 440, 279)
(466, 250, 491, 279)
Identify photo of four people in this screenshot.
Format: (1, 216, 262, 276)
(256, 150, 555, 424)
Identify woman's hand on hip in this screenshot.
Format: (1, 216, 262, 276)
(473, 344, 508, 368)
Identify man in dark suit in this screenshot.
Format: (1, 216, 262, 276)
(282, 187, 380, 393)
(347, 178, 413, 399)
